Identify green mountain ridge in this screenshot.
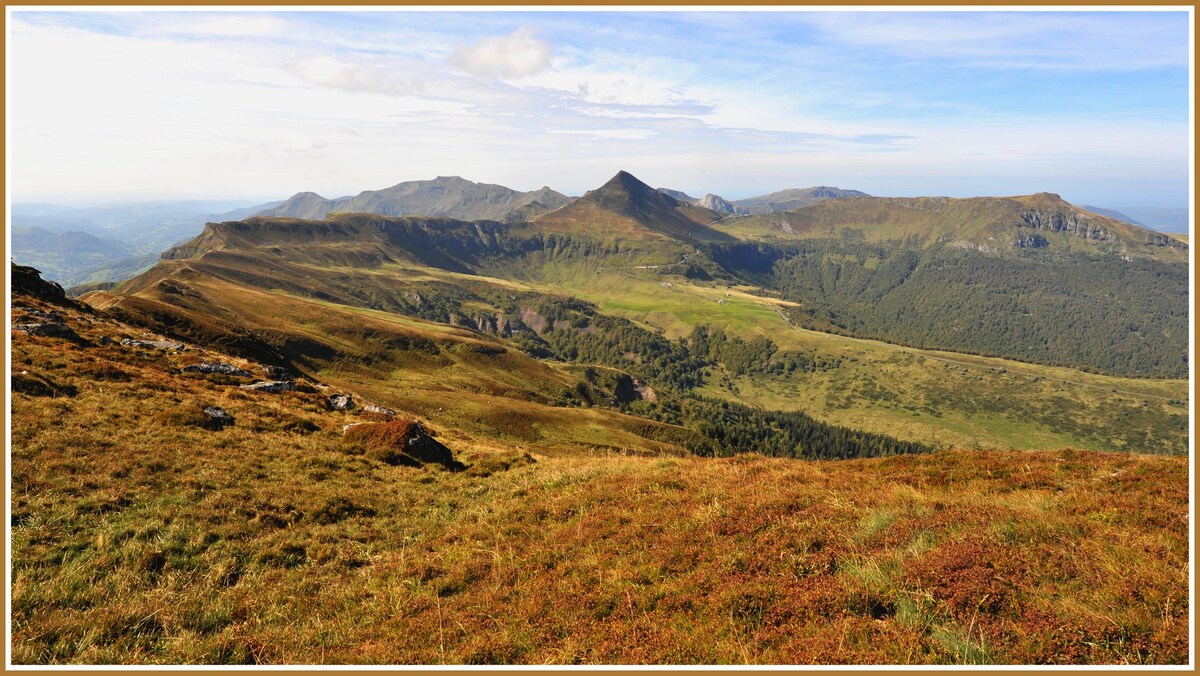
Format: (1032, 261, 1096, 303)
(110, 171, 1188, 380)
(714, 192, 1186, 260)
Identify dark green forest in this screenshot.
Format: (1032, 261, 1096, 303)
(515, 301, 931, 459)
(708, 240, 1189, 378)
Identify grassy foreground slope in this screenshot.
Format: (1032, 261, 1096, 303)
(10, 275, 1191, 665)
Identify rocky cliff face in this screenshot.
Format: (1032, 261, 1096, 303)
(1018, 210, 1113, 242)
(1147, 232, 1188, 249)
(698, 193, 748, 216)
(11, 263, 77, 307)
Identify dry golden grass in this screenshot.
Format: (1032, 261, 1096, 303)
(9, 293, 1190, 665)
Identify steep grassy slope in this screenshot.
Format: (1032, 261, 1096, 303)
(10, 291, 1189, 664)
(96, 245, 929, 461)
(84, 277, 688, 456)
(96, 206, 1189, 455)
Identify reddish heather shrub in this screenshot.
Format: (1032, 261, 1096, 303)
(903, 537, 1028, 621)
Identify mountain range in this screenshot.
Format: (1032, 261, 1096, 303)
(86, 169, 1186, 382)
(17, 172, 1188, 291)
(256, 176, 574, 222)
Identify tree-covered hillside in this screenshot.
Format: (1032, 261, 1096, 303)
(709, 240, 1188, 378)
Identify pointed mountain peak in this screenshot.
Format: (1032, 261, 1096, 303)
(532, 169, 730, 242)
(593, 170, 676, 205)
(601, 170, 650, 192)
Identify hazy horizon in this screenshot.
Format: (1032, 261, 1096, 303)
(8, 9, 1192, 207)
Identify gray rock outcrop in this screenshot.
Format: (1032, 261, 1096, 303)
(239, 380, 296, 393)
(1018, 210, 1113, 242)
(327, 394, 354, 411)
(202, 406, 235, 429)
(121, 338, 185, 351)
(183, 362, 253, 377)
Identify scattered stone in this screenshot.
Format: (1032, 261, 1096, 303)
(202, 406, 236, 429)
(239, 380, 296, 393)
(14, 307, 65, 322)
(327, 394, 354, 411)
(260, 365, 294, 381)
(183, 362, 254, 377)
(363, 403, 396, 415)
(343, 419, 464, 471)
(342, 423, 366, 433)
(121, 338, 185, 351)
(12, 321, 78, 339)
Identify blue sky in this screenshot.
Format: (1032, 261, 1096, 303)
(7, 9, 1191, 206)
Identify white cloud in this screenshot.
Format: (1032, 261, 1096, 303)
(451, 27, 552, 79)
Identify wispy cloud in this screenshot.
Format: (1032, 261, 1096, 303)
(292, 54, 424, 96)
(451, 27, 553, 79)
